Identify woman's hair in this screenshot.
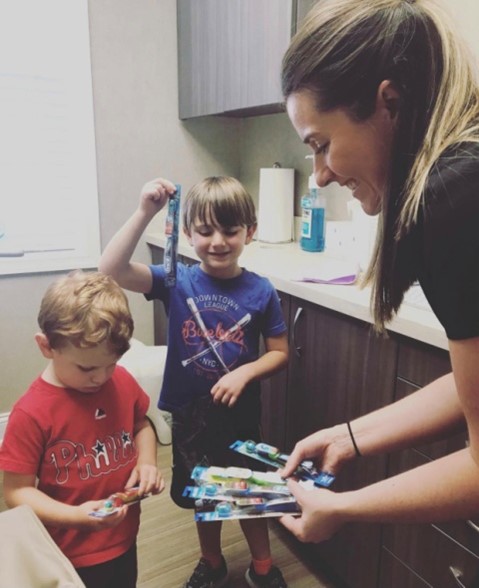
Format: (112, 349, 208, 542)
(182, 176, 257, 232)
(282, 0, 479, 330)
(38, 270, 133, 355)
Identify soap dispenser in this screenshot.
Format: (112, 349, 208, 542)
(300, 174, 326, 252)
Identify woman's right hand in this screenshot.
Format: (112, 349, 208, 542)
(280, 423, 358, 479)
(139, 177, 177, 217)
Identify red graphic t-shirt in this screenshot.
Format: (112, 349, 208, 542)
(0, 366, 149, 567)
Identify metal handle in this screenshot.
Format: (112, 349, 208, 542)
(466, 519, 479, 534)
(292, 306, 304, 358)
(449, 566, 466, 588)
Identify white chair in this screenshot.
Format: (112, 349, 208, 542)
(118, 338, 171, 445)
(0, 504, 86, 587)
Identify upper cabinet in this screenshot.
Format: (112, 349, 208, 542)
(177, 0, 318, 119)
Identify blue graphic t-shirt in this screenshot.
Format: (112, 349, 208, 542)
(146, 263, 287, 412)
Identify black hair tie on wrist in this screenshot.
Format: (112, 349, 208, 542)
(347, 421, 362, 457)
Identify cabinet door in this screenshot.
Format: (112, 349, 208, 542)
(260, 292, 290, 449)
(177, 0, 293, 118)
(382, 515, 479, 587)
(287, 297, 398, 588)
(382, 338, 479, 586)
(379, 547, 447, 588)
(388, 447, 479, 563)
(287, 297, 397, 450)
(396, 335, 452, 387)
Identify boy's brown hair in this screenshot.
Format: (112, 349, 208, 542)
(38, 270, 133, 355)
(182, 176, 257, 233)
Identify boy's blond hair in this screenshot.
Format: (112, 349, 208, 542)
(38, 270, 133, 355)
(182, 176, 257, 233)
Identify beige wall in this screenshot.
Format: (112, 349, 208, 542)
(2, 0, 477, 413)
(0, 0, 241, 411)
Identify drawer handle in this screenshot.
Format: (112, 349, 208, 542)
(292, 306, 304, 358)
(449, 566, 466, 587)
(466, 519, 479, 534)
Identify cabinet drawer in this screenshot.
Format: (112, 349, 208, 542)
(379, 547, 431, 588)
(389, 449, 479, 558)
(313, 524, 382, 588)
(395, 378, 468, 460)
(397, 336, 451, 385)
(382, 522, 479, 587)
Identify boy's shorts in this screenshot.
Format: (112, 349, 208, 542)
(170, 391, 266, 509)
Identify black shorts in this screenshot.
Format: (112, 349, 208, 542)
(170, 392, 266, 509)
(76, 542, 137, 588)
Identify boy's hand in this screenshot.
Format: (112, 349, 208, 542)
(77, 500, 128, 530)
(125, 463, 165, 497)
(210, 365, 250, 407)
(140, 178, 177, 217)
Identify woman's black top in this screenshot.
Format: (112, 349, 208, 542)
(418, 142, 479, 340)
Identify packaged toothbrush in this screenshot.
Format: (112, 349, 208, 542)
(194, 496, 300, 522)
(230, 440, 335, 488)
(182, 465, 305, 522)
(88, 486, 150, 518)
(164, 184, 181, 287)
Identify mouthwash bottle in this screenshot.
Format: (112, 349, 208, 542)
(300, 176, 325, 252)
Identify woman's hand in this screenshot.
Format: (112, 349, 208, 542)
(280, 424, 358, 479)
(280, 480, 345, 543)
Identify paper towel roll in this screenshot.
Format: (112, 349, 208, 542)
(257, 167, 294, 243)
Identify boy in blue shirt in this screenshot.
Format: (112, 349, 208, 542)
(99, 176, 289, 588)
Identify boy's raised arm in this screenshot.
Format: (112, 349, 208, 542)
(99, 178, 176, 293)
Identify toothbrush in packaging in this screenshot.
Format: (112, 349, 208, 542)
(230, 440, 335, 488)
(164, 184, 181, 288)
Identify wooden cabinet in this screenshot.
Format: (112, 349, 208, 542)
(285, 296, 398, 588)
(380, 338, 479, 587)
(259, 291, 291, 450)
(381, 538, 479, 588)
(286, 297, 397, 449)
(177, 0, 317, 119)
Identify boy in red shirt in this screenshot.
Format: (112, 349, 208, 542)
(0, 270, 164, 588)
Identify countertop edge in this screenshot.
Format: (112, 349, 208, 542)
(145, 232, 448, 352)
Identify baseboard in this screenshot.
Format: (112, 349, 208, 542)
(0, 412, 9, 440)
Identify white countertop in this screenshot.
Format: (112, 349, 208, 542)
(145, 232, 448, 351)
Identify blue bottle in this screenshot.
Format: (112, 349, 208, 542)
(300, 186, 325, 252)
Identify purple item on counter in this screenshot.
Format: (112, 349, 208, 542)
(297, 274, 357, 285)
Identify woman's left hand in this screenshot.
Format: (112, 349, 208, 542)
(280, 479, 345, 543)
